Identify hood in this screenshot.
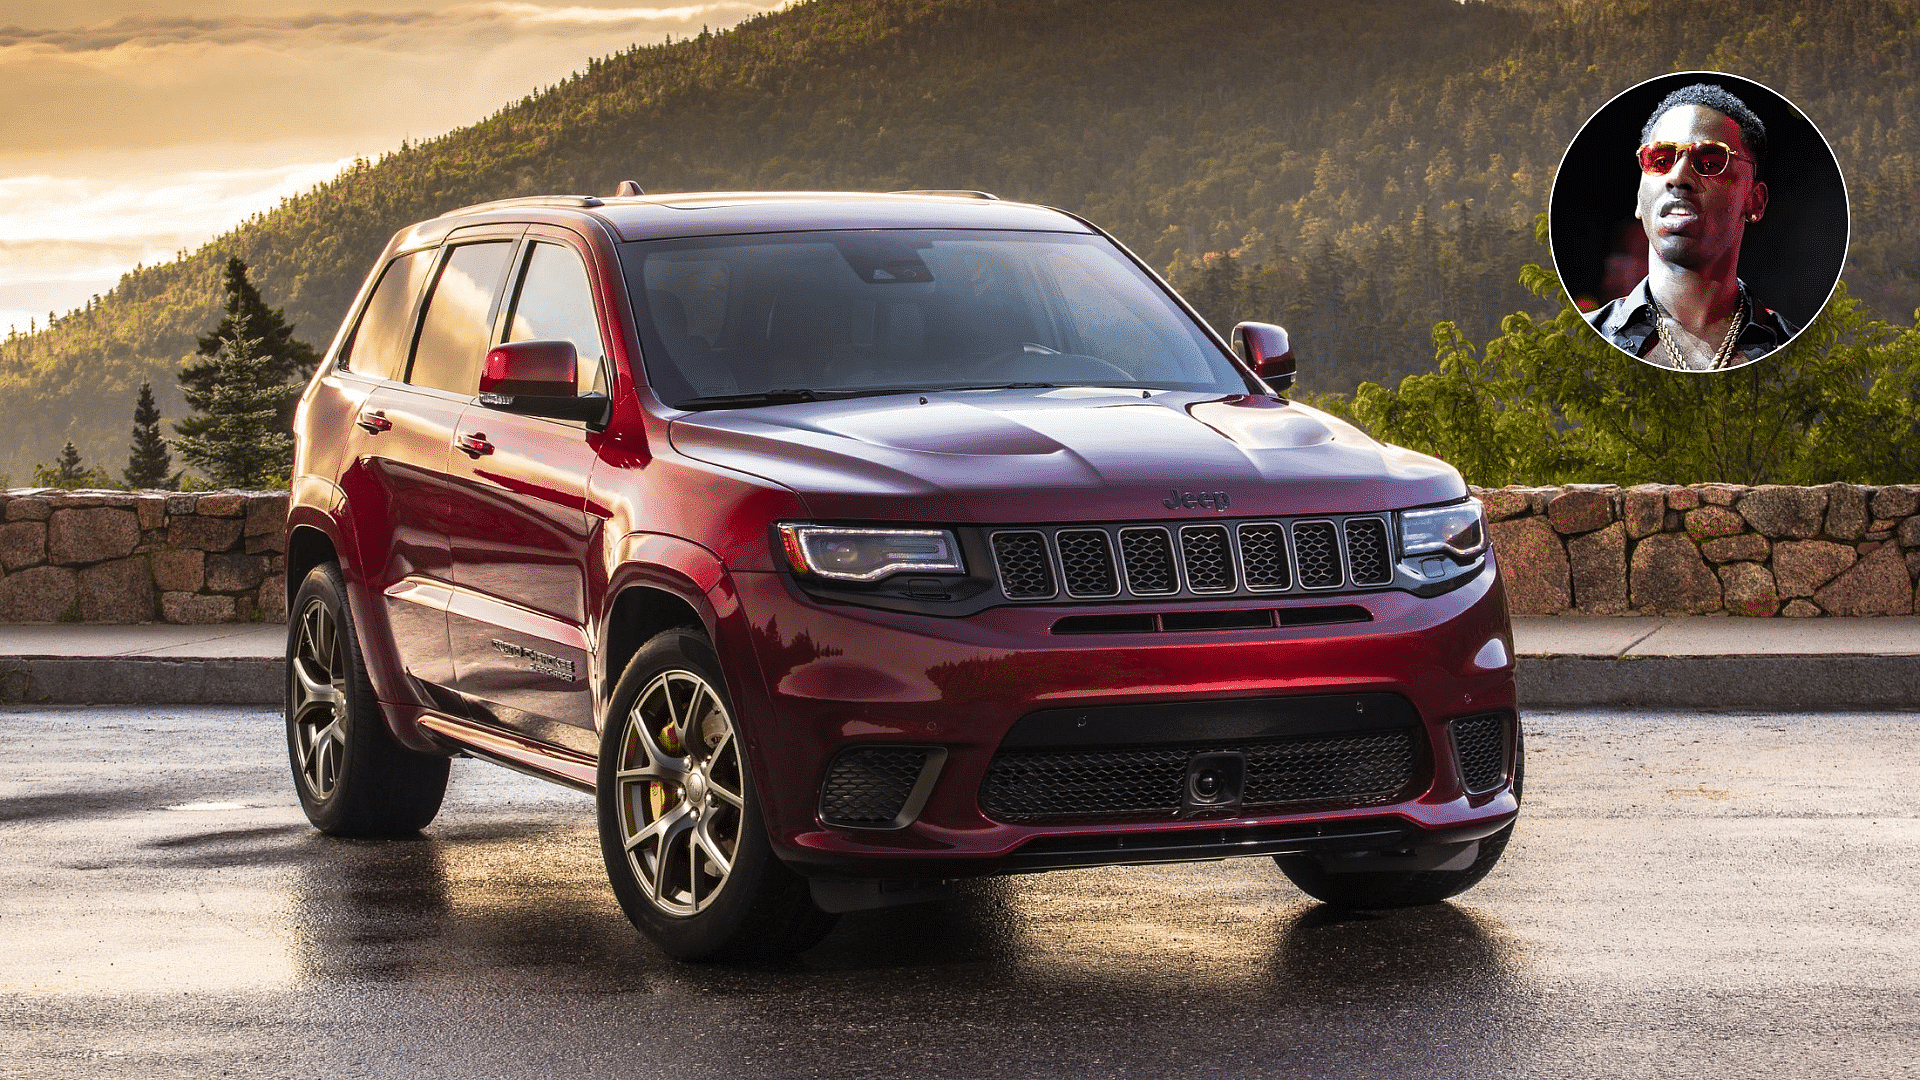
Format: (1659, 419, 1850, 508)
(666, 387, 1466, 523)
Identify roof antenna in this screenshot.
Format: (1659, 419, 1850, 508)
(614, 180, 645, 197)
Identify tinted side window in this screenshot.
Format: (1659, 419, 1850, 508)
(339, 250, 433, 381)
(505, 242, 609, 395)
(408, 241, 513, 394)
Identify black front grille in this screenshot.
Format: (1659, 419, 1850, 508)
(980, 730, 1419, 822)
(988, 513, 1399, 603)
(1180, 525, 1235, 592)
(1344, 518, 1392, 586)
(1057, 529, 1118, 597)
(1293, 521, 1342, 588)
(1451, 712, 1511, 794)
(991, 531, 1054, 599)
(820, 747, 931, 827)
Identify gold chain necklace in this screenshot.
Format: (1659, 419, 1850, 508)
(1653, 287, 1748, 370)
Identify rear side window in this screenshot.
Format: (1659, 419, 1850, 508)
(339, 250, 433, 381)
(409, 241, 514, 394)
(505, 242, 609, 396)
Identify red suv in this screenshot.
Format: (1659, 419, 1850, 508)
(285, 189, 1519, 960)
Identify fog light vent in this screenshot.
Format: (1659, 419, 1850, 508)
(1451, 712, 1511, 795)
(819, 746, 945, 829)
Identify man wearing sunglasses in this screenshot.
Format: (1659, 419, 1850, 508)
(1584, 83, 1798, 371)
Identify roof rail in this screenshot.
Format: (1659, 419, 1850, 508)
(438, 195, 604, 218)
(889, 189, 1000, 200)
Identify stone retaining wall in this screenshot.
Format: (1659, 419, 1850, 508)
(1472, 483, 1920, 616)
(2, 484, 1916, 623)
(0, 489, 288, 624)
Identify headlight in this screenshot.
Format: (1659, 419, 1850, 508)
(777, 524, 965, 581)
(1399, 500, 1487, 558)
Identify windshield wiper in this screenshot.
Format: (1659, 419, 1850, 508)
(921, 382, 1057, 392)
(676, 386, 942, 410)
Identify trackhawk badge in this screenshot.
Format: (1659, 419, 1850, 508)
(1164, 488, 1231, 511)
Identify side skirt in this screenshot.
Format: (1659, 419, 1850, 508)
(414, 710, 599, 793)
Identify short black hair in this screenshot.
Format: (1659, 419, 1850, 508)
(1641, 83, 1768, 179)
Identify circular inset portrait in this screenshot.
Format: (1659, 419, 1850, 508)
(1550, 72, 1847, 372)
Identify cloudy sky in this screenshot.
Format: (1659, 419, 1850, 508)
(0, 0, 788, 336)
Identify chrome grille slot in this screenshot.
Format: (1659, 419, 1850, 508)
(1291, 520, 1343, 589)
(991, 530, 1055, 599)
(1117, 527, 1178, 595)
(1057, 528, 1120, 598)
(1343, 517, 1392, 586)
(1178, 524, 1235, 592)
(1237, 522, 1291, 590)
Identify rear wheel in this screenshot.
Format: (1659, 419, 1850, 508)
(1277, 727, 1523, 908)
(286, 562, 449, 835)
(597, 627, 836, 961)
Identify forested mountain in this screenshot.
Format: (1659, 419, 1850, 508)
(2, 0, 1915, 482)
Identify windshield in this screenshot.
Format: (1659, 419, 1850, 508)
(621, 229, 1252, 407)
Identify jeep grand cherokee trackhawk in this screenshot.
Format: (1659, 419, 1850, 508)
(284, 188, 1519, 960)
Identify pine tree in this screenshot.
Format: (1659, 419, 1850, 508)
(54, 442, 85, 485)
(173, 312, 300, 488)
(123, 381, 175, 489)
(175, 255, 316, 442)
(31, 441, 110, 490)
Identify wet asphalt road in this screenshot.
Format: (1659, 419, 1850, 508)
(3, 705, 1918, 1080)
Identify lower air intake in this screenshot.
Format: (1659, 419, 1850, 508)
(1450, 712, 1511, 794)
(820, 747, 935, 828)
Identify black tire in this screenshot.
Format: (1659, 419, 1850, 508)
(1276, 726, 1524, 909)
(597, 627, 836, 962)
(285, 562, 449, 836)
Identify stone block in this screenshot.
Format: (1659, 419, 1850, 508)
(1701, 533, 1769, 563)
(0, 565, 78, 621)
(77, 557, 156, 622)
(168, 516, 245, 552)
(195, 493, 247, 517)
(7, 496, 52, 522)
(1491, 516, 1570, 615)
(1773, 540, 1855, 598)
(1899, 516, 1920, 549)
(1870, 485, 1918, 520)
(1663, 510, 1686, 532)
(1737, 486, 1827, 539)
(1717, 562, 1778, 617)
(166, 494, 197, 515)
(1822, 484, 1869, 541)
(1813, 543, 1912, 617)
(135, 494, 168, 531)
(47, 508, 141, 564)
(1781, 599, 1822, 617)
(0, 520, 46, 570)
(1667, 487, 1701, 511)
(205, 553, 270, 593)
(1623, 486, 1667, 539)
(1697, 483, 1746, 507)
(244, 493, 291, 536)
(1568, 522, 1627, 614)
(1684, 506, 1745, 539)
(255, 580, 288, 622)
(1630, 534, 1720, 614)
(1908, 551, 1920, 583)
(1547, 489, 1613, 534)
(246, 530, 287, 555)
(1479, 488, 1531, 522)
(162, 591, 236, 624)
(150, 549, 206, 592)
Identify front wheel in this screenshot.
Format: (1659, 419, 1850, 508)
(285, 562, 449, 835)
(597, 627, 836, 961)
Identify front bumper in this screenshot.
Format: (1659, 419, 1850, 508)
(716, 557, 1517, 879)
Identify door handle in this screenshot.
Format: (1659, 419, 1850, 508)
(356, 410, 393, 434)
(456, 432, 495, 458)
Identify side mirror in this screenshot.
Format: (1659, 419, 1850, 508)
(1231, 321, 1295, 393)
(478, 339, 608, 424)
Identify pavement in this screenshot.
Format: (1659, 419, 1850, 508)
(1, 616, 1915, 708)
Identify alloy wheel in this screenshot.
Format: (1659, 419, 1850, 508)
(614, 669, 744, 916)
(289, 595, 348, 800)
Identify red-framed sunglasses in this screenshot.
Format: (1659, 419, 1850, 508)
(1637, 140, 1752, 177)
